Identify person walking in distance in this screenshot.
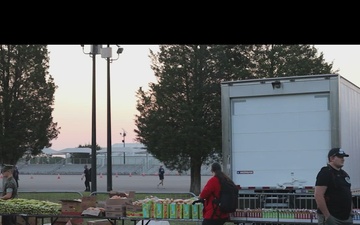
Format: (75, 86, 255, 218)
(81, 165, 91, 192)
(1, 165, 18, 225)
(314, 148, 353, 225)
(157, 165, 165, 188)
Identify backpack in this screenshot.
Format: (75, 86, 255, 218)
(212, 177, 238, 217)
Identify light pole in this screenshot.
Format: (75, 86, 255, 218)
(81, 45, 101, 193)
(120, 129, 126, 164)
(101, 45, 123, 192)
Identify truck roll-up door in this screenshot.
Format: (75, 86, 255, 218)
(231, 93, 331, 189)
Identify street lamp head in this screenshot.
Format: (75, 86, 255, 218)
(81, 44, 102, 56)
(117, 46, 124, 54)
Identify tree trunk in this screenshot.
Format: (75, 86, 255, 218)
(190, 158, 202, 195)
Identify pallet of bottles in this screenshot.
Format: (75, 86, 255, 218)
(231, 208, 360, 224)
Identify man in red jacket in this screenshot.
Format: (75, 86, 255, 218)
(194, 162, 230, 225)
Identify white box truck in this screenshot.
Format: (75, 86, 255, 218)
(221, 74, 360, 195)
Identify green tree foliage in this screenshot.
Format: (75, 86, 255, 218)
(250, 45, 335, 77)
(0, 45, 60, 165)
(134, 44, 334, 195)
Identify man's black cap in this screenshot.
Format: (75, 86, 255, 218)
(328, 148, 349, 158)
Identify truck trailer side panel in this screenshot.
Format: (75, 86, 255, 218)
(221, 74, 360, 192)
(339, 78, 360, 193)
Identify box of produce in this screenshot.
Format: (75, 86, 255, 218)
(182, 204, 191, 219)
(81, 196, 97, 211)
(169, 203, 182, 219)
(155, 203, 163, 219)
(192, 204, 199, 219)
(142, 202, 151, 218)
(199, 204, 203, 219)
(60, 199, 82, 213)
(126, 205, 143, 217)
(162, 203, 169, 219)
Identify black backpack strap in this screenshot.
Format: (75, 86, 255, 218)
(211, 191, 222, 219)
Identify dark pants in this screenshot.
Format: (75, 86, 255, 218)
(317, 214, 353, 225)
(85, 180, 90, 191)
(202, 218, 228, 225)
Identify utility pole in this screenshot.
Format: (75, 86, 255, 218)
(120, 129, 126, 164)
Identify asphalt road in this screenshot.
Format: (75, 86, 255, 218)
(2, 174, 211, 195)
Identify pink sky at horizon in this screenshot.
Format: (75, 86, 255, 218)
(47, 45, 360, 151)
(48, 45, 159, 150)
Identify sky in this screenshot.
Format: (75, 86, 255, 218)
(47, 45, 159, 150)
(47, 44, 360, 150)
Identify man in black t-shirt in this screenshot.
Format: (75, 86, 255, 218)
(81, 165, 91, 192)
(157, 165, 165, 188)
(314, 148, 353, 225)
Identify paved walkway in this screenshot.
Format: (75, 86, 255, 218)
(4, 174, 211, 195)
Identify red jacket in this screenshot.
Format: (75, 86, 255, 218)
(199, 176, 229, 219)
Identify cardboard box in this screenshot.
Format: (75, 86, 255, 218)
(128, 191, 135, 199)
(105, 211, 126, 217)
(87, 220, 112, 225)
(126, 205, 142, 217)
(81, 196, 97, 210)
(96, 201, 106, 208)
(60, 200, 82, 213)
(105, 205, 126, 212)
(105, 198, 132, 206)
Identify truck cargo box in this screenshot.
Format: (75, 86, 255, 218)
(221, 74, 360, 193)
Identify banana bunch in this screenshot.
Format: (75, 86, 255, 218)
(0, 198, 61, 215)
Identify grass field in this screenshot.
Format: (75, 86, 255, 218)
(17, 192, 196, 203)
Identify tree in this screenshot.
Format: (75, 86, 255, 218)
(250, 45, 335, 77)
(134, 45, 334, 195)
(0, 45, 60, 165)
